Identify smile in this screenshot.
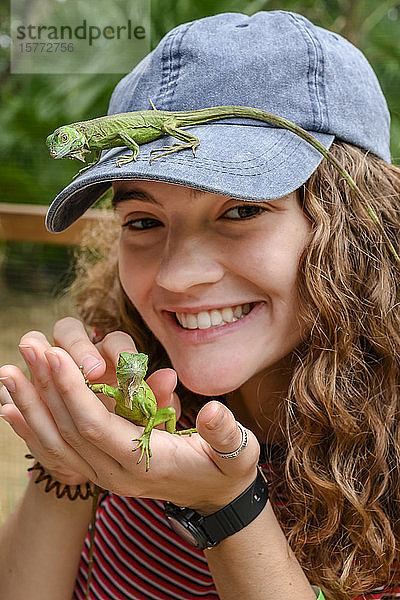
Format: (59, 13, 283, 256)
(175, 303, 254, 330)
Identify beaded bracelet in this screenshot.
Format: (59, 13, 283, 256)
(25, 454, 95, 500)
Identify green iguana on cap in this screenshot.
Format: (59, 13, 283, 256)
(46, 102, 399, 260)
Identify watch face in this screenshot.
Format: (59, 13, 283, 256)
(165, 515, 204, 548)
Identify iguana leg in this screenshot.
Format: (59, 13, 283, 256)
(149, 120, 200, 163)
(133, 407, 197, 471)
(132, 415, 156, 471)
(153, 406, 176, 432)
(153, 406, 197, 436)
(174, 427, 197, 435)
(73, 149, 102, 179)
(79, 365, 120, 399)
(87, 382, 121, 398)
(81, 369, 126, 409)
(115, 132, 140, 166)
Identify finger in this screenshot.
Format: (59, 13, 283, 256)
(27, 343, 123, 480)
(146, 368, 180, 409)
(97, 331, 138, 381)
(19, 331, 52, 389)
(0, 380, 13, 405)
(17, 337, 112, 480)
(18, 338, 80, 436)
(20, 330, 51, 342)
(53, 317, 106, 380)
(197, 401, 260, 477)
(20, 330, 51, 347)
(0, 364, 95, 480)
(0, 363, 67, 453)
(0, 402, 45, 455)
(145, 368, 181, 429)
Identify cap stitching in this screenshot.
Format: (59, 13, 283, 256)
(135, 138, 308, 176)
(166, 22, 196, 109)
(303, 26, 329, 131)
(287, 13, 329, 133)
(144, 137, 299, 171)
(155, 21, 195, 110)
(157, 29, 175, 107)
(97, 128, 297, 168)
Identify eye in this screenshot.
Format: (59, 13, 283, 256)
(61, 133, 69, 142)
(122, 217, 162, 231)
(222, 204, 269, 220)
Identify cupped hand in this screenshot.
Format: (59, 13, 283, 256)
(0, 318, 260, 512)
(0, 318, 138, 485)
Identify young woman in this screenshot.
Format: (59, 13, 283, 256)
(1, 11, 399, 600)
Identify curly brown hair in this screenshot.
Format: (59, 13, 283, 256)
(70, 141, 400, 600)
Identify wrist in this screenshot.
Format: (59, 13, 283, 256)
(193, 468, 259, 516)
(164, 466, 269, 550)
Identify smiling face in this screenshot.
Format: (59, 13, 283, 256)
(114, 180, 311, 397)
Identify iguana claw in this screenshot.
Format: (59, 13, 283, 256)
(80, 365, 90, 386)
(115, 150, 139, 167)
(132, 433, 152, 472)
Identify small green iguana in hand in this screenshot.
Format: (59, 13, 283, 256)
(81, 351, 196, 600)
(46, 101, 399, 262)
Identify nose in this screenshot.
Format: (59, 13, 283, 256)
(155, 234, 224, 292)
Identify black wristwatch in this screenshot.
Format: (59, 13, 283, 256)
(164, 467, 269, 550)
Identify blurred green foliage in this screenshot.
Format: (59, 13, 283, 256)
(0, 0, 399, 210)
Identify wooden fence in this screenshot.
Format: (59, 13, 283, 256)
(0, 203, 113, 246)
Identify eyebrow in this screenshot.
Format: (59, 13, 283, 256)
(111, 186, 210, 208)
(111, 189, 161, 207)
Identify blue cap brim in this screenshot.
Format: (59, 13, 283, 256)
(45, 123, 334, 233)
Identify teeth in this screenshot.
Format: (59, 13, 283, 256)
(210, 309, 223, 326)
(186, 314, 198, 329)
(176, 303, 253, 330)
(197, 312, 211, 329)
(221, 307, 234, 322)
(233, 305, 243, 318)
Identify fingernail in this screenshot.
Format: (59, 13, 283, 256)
(82, 356, 102, 377)
(45, 350, 60, 371)
(205, 404, 224, 430)
(0, 376, 16, 394)
(18, 344, 36, 365)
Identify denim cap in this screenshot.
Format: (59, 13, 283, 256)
(46, 10, 391, 233)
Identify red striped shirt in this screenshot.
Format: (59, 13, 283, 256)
(73, 418, 399, 599)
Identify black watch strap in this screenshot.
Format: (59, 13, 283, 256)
(164, 466, 269, 550)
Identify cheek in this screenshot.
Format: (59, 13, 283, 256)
(243, 235, 303, 299)
(118, 245, 151, 309)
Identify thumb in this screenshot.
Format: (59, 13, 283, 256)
(197, 400, 260, 476)
(146, 368, 182, 419)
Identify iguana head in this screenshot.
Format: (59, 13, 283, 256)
(46, 125, 89, 162)
(116, 352, 148, 385)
